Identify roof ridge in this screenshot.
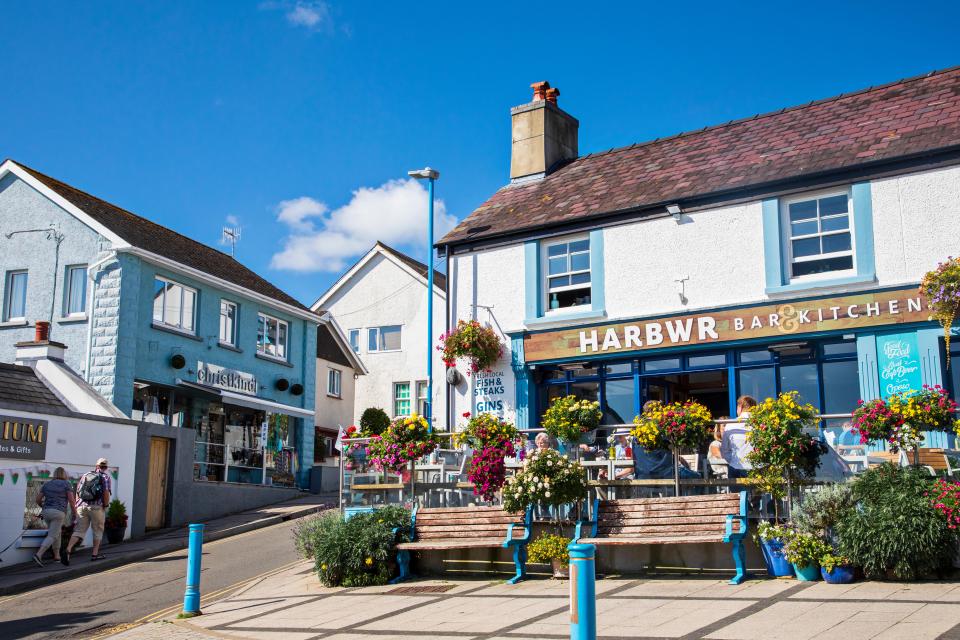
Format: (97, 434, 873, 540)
(376, 240, 446, 281)
(579, 65, 960, 162)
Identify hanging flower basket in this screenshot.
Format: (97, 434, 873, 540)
(453, 413, 524, 501)
(542, 395, 602, 444)
(366, 414, 440, 471)
(439, 319, 503, 374)
(502, 449, 588, 514)
(631, 400, 713, 451)
(920, 256, 960, 368)
(854, 386, 960, 453)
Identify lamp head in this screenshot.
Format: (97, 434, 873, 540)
(408, 167, 440, 180)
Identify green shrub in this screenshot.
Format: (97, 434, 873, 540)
(782, 531, 829, 568)
(837, 464, 956, 580)
(794, 482, 855, 544)
(360, 407, 391, 436)
(293, 506, 410, 587)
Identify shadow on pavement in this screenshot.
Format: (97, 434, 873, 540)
(0, 610, 116, 640)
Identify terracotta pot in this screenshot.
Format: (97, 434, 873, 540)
(552, 559, 569, 579)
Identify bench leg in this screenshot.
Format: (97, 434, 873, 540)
(390, 549, 411, 585)
(728, 538, 748, 585)
(506, 544, 527, 585)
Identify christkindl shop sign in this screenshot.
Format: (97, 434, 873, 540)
(523, 287, 930, 363)
(197, 361, 258, 395)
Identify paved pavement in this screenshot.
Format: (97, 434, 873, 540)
(108, 562, 960, 640)
(0, 505, 332, 640)
(0, 493, 331, 596)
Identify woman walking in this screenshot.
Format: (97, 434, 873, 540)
(33, 467, 76, 566)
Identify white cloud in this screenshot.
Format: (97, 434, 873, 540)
(270, 179, 457, 273)
(225, 215, 240, 226)
(261, 1, 332, 32)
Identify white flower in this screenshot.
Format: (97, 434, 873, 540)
(545, 491, 551, 498)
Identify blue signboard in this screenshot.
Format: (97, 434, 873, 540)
(876, 332, 923, 398)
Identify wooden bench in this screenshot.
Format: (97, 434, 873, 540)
(392, 505, 533, 584)
(574, 491, 749, 584)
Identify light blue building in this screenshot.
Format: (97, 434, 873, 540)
(0, 160, 320, 530)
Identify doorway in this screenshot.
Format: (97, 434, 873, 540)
(146, 437, 170, 530)
(641, 370, 730, 418)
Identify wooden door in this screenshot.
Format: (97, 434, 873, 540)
(146, 437, 170, 529)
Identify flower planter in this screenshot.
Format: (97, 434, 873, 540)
(760, 538, 794, 577)
(793, 563, 820, 582)
(105, 526, 125, 545)
(821, 565, 855, 584)
(552, 559, 570, 579)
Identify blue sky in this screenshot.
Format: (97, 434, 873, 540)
(2, 1, 958, 305)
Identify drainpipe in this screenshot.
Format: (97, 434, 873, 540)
(84, 251, 117, 382)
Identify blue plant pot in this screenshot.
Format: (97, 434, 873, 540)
(760, 538, 794, 577)
(793, 563, 821, 582)
(821, 565, 855, 584)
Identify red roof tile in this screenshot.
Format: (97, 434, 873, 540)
(441, 67, 960, 245)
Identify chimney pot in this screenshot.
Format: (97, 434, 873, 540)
(35, 321, 50, 342)
(545, 87, 560, 105)
(530, 81, 551, 102)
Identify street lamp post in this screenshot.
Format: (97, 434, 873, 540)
(408, 167, 440, 431)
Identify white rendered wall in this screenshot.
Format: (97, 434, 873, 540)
(314, 355, 357, 467)
(322, 254, 447, 427)
(448, 163, 960, 423)
(0, 410, 138, 565)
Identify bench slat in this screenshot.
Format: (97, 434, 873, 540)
(579, 534, 726, 546)
(599, 494, 740, 506)
(598, 524, 731, 535)
(598, 507, 737, 520)
(417, 528, 513, 538)
(598, 514, 728, 527)
(417, 506, 511, 514)
(416, 515, 522, 525)
(398, 537, 508, 550)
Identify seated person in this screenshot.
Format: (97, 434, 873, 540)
(599, 434, 636, 480)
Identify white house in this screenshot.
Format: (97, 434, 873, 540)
(312, 242, 447, 428)
(438, 71, 960, 443)
(0, 331, 138, 566)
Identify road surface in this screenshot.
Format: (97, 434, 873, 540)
(0, 515, 311, 639)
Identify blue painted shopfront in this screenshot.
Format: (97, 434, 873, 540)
(511, 291, 954, 450)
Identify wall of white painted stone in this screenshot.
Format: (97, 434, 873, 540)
(323, 253, 447, 426)
(447, 163, 960, 424)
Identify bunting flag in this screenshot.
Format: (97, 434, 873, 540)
(111, 470, 118, 481)
(0, 473, 4, 485)
(11, 473, 18, 485)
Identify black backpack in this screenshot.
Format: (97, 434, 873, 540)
(78, 472, 104, 504)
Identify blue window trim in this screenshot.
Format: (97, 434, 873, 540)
(763, 182, 876, 294)
(525, 229, 605, 326)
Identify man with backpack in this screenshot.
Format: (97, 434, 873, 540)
(63, 458, 112, 563)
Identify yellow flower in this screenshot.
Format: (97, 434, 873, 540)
(365, 557, 373, 566)
(321, 563, 328, 571)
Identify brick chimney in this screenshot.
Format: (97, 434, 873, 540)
(510, 81, 579, 181)
(15, 320, 67, 363)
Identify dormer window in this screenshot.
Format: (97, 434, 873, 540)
(543, 235, 591, 311)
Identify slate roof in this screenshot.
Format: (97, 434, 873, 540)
(0, 363, 68, 412)
(441, 67, 960, 245)
(376, 241, 447, 290)
(12, 162, 312, 312)
(317, 324, 354, 368)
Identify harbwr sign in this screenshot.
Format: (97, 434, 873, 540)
(524, 287, 930, 363)
(0, 415, 48, 461)
(197, 361, 258, 395)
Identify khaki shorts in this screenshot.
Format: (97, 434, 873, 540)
(74, 505, 105, 542)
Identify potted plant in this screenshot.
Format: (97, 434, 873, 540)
(820, 552, 855, 584)
(542, 395, 602, 447)
(366, 413, 440, 471)
(919, 256, 960, 367)
(527, 533, 572, 578)
(783, 531, 827, 581)
(439, 319, 503, 374)
(453, 412, 523, 501)
(104, 499, 128, 544)
(756, 521, 794, 577)
(502, 449, 588, 515)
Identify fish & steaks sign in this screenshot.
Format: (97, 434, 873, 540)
(523, 287, 930, 363)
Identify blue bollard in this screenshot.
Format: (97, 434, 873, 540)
(568, 542, 596, 640)
(182, 523, 205, 615)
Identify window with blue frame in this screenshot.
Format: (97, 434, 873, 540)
(525, 229, 605, 323)
(783, 191, 854, 279)
(543, 235, 591, 311)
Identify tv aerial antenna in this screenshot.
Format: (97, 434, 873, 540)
(222, 225, 241, 257)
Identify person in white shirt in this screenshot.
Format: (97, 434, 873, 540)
(720, 396, 758, 480)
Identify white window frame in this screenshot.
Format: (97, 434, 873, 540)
(257, 312, 289, 361)
(327, 368, 342, 398)
(368, 325, 402, 353)
(64, 265, 87, 317)
(219, 300, 238, 347)
(152, 276, 197, 334)
(542, 234, 592, 313)
(416, 380, 428, 416)
(348, 329, 360, 353)
(782, 189, 856, 283)
(3, 270, 28, 322)
(393, 382, 411, 417)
